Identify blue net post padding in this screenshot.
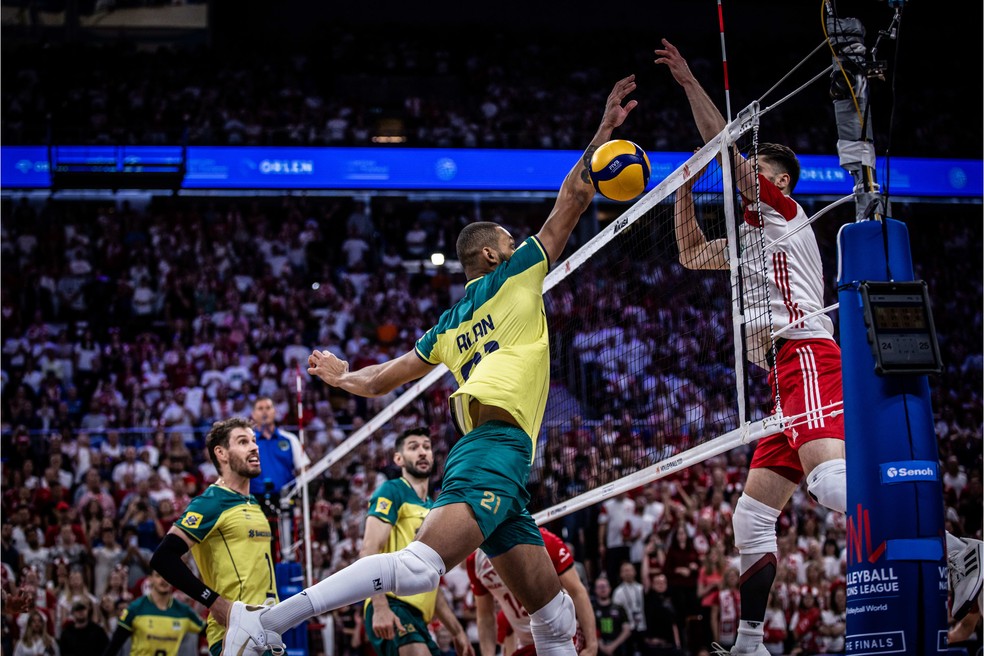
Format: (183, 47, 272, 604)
(837, 219, 948, 655)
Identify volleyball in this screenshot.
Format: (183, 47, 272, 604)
(589, 139, 652, 202)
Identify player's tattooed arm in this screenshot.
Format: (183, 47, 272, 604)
(581, 145, 598, 184)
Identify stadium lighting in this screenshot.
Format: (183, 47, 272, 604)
(430, 252, 445, 266)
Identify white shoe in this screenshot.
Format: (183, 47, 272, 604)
(710, 643, 770, 656)
(950, 537, 983, 621)
(222, 600, 285, 656)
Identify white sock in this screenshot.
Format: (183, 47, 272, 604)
(262, 542, 444, 635)
(736, 620, 765, 652)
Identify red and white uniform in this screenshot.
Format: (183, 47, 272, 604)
(467, 528, 574, 650)
(740, 175, 835, 366)
(742, 175, 844, 481)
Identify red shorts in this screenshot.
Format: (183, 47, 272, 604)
(750, 338, 844, 483)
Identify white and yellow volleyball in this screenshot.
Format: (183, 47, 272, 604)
(589, 139, 652, 202)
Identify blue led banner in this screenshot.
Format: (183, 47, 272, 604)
(2, 145, 980, 197)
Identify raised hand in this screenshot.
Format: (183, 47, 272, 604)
(600, 74, 639, 130)
(371, 604, 406, 641)
(654, 38, 697, 87)
(307, 349, 349, 387)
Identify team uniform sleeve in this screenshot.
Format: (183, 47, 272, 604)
(506, 236, 549, 282)
(117, 599, 140, 631)
(415, 324, 442, 366)
(366, 480, 403, 526)
(466, 553, 489, 596)
(173, 494, 218, 542)
(541, 529, 574, 576)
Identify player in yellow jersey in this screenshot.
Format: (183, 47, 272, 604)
(150, 417, 285, 656)
(101, 570, 205, 656)
(362, 427, 472, 656)
(222, 75, 639, 656)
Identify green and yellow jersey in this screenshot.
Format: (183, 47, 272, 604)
(415, 235, 550, 454)
(365, 477, 435, 620)
(117, 595, 205, 656)
(174, 484, 278, 649)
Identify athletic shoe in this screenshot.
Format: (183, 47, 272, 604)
(222, 600, 285, 656)
(950, 537, 984, 622)
(709, 643, 770, 656)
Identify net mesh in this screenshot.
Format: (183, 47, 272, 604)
(292, 106, 790, 522)
(529, 152, 739, 513)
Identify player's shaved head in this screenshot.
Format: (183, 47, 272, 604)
(456, 222, 505, 271)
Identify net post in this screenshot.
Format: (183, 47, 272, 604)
(838, 220, 948, 653)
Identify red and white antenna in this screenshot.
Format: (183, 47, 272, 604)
(717, 0, 733, 122)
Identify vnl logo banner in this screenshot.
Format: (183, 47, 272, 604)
(879, 460, 938, 485)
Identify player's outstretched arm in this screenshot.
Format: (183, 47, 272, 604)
(674, 167, 727, 271)
(654, 39, 726, 144)
(307, 349, 434, 398)
(537, 75, 639, 263)
(656, 40, 762, 200)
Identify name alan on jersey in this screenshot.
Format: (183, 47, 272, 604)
(456, 314, 496, 353)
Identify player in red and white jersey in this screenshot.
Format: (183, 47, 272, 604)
(657, 39, 846, 656)
(467, 528, 597, 656)
(738, 178, 835, 368)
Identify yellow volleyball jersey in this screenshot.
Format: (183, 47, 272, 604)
(415, 235, 550, 456)
(174, 484, 278, 650)
(364, 477, 436, 620)
(117, 595, 205, 656)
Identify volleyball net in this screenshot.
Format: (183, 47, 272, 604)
(285, 100, 830, 532)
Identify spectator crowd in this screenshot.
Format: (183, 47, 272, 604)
(1, 191, 980, 655)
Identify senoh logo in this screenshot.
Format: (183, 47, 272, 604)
(887, 466, 934, 478)
(880, 460, 938, 484)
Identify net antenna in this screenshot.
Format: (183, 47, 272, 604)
(716, 0, 733, 122)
